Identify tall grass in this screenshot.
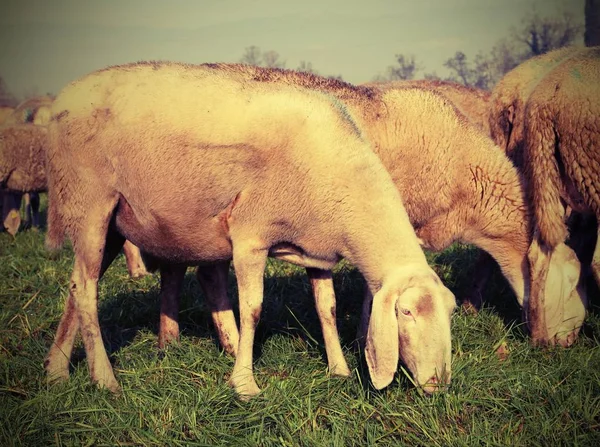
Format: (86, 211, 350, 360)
(1, 203, 599, 446)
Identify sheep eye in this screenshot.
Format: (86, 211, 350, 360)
(400, 308, 412, 317)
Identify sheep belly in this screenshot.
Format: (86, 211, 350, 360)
(114, 193, 234, 264)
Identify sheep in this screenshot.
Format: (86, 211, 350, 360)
(43, 61, 456, 398)
(0, 97, 53, 233)
(170, 65, 586, 354)
(488, 46, 584, 167)
(0, 124, 47, 235)
(521, 48, 600, 344)
(364, 79, 491, 134)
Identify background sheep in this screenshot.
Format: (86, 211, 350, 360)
(0, 124, 47, 235)
(364, 79, 491, 134)
(44, 61, 456, 398)
(2, 96, 54, 127)
(522, 48, 600, 344)
(488, 46, 583, 167)
(0, 96, 54, 234)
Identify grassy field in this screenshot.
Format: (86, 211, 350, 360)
(1, 203, 599, 446)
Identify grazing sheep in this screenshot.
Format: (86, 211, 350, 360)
(488, 46, 583, 167)
(522, 48, 600, 344)
(44, 61, 456, 398)
(0, 124, 47, 235)
(0, 97, 53, 233)
(364, 79, 491, 134)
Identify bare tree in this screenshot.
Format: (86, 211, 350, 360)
(374, 54, 421, 81)
(586, 0, 600, 46)
(515, 11, 583, 57)
(240, 45, 263, 66)
(297, 60, 318, 74)
(262, 50, 286, 69)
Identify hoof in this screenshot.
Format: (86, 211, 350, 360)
(129, 269, 150, 279)
(229, 374, 261, 400)
(44, 355, 70, 384)
(329, 362, 352, 378)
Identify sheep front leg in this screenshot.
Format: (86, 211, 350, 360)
(158, 263, 187, 349)
(228, 242, 267, 399)
(30, 193, 40, 229)
(307, 268, 351, 377)
(460, 251, 495, 312)
(196, 261, 240, 356)
(355, 282, 373, 349)
(2, 191, 22, 236)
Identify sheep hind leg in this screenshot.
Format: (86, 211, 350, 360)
(196, 261, 239, 356)
(157, 263, 187, 349)
(307, 268, 351, 377)
(46, 199, 122, 391)
(123, 240, 149, 279)
(45, 227, 125, 384)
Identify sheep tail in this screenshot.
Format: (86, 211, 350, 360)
(523, 104, 568, 249)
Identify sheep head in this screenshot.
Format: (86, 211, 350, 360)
(527, 238, 587, 347)
(365, 267, 456, 393)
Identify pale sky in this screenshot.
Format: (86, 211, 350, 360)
(0, 0, 584, 98)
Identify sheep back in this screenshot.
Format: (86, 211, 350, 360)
(523, 48, 600, 248)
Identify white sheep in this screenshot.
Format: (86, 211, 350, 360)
(44, 61, 456, 398)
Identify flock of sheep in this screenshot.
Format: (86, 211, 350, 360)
(0, 45, 598, 399)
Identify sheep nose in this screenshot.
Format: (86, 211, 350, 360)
(421, 371, 451, 394)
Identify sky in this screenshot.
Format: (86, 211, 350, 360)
(0, 0, 585, 99)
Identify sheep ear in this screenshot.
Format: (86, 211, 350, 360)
(365, 288, 399, 390)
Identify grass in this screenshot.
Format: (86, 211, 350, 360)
(1, 200, 599, 446)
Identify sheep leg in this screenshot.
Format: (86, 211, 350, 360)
(591, 226, 600, 289)
(461, 251, 495, 313)
(228, 241, 267, 399)
(158, 263, 187, 349)
(2, 191, 22, 236)
(30, 192, 40, 229)
(46, 225, 125, 389)
(307, 268, 351, 377)
(122, 240, 149, 278)
(23, 193, 32, 229)
(196, 261, 239, 356)
(355, 282, 373, 349)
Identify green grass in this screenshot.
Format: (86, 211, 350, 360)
(1, 201, 599, 446)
